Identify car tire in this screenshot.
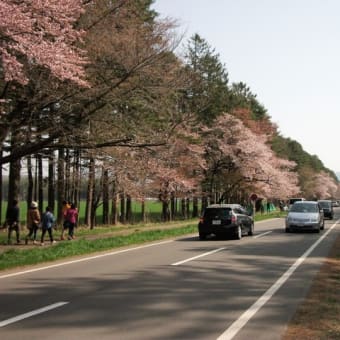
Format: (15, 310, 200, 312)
(236, 225, 242, 240)
(199, 232, 207, 240)
(248, 223, 254, 236)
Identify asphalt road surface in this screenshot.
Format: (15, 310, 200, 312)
(1, 211, 339, 340)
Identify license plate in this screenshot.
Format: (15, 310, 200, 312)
(212, 220, 221, 225)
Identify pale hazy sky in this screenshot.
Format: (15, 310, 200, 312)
(152, 0, 340, 173)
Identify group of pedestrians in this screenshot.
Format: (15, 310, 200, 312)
(4, 200, 78, 245)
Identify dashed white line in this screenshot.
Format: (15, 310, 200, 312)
(171, 247, 226, 266)
(253, 231, 273, 239)
(0, 302, 69, 327)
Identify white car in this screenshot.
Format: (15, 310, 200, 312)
(285, 201, 324, 233)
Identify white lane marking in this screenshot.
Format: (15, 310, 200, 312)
(216, 220, 339, 340)
(0, 240, 174, 279)
(171, 247, 226, 266)
(253, 231, 272, 239)
(0, 302, 68, 327)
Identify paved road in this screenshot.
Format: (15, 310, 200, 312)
(1, 212, 339, 340)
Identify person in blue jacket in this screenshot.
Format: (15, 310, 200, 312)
(40, 206, 56, 246)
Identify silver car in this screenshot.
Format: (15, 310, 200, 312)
(285, 201, 324, 233)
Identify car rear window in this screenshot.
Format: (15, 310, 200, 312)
(204, 208, 232, 219)
(290, 203, 318, 213)
(319, 201, 331, 208)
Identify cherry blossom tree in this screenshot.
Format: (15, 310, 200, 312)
(201, 113, 300, 201)
(0, 0, 88, 86)
(309, 171, 338, 199)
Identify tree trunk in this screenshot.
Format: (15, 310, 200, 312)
(64, 149, 70, 200)
(111, 191, 118, 225)
(7, 131, 21, 212)
(48, 152, 55, 211)
(201, 196, 208, 213)
(141, 199, 146, 223)
(192, 196, 198, 218)
(181, 198, 186, 219)
(85, 157, 95, 227)
(7, 158, 21, 214)
(27, 155, 33, 208)
(38, 154, 43, 213)
(102, 167, 109, 224)
(186, 198, 190, 219)
(126, 194, 132, 223)
(73, 150, 81, 208)
(170, 192, 175, 220)
(162, 201, 170, 222)
(0, 150, 2, 224)
(57, 148, 65, 225)
(120, 192, 126, 224)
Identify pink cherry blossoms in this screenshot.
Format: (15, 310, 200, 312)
(0, 0, 88, 85)
(203, 113, 301, 199)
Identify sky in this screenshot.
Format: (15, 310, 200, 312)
(152, 0, 340, 173)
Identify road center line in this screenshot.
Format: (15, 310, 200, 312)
(216, 220, 339, 340)
(254, 231, 272, 239)
(171, 247, 226, 266)
(0, 302, 69, 327)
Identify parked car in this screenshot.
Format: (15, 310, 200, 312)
(317, 200, 334, 219)
(198, 204, 254, 240)
(285, 201, 324, 233)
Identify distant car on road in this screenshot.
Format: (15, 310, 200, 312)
(331, 200, 339, 207)
(288, 197, 305, 208)
(198, 204, 254, 240)
(285, 201, 324, 233)
(317, 200, 333, 219)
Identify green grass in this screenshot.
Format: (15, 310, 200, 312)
(0, 224, 197, 271)
(0, 211, 285, 271)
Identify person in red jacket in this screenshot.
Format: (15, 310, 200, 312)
(60, 200, 71, 240)
(64, 203, 78, 240)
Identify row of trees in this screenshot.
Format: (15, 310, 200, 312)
(1, 0, 338, 227)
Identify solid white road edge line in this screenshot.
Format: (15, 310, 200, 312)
(171, 247, 226, 266)
(216, 220, 339, 340)
(0, 240, 174, 280)
(254, 231, 273, 239)
(0, 302, 69, 327)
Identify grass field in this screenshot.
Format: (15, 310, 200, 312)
(1, 199, 196, 225)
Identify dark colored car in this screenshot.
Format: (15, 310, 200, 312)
(198, 204, 254, 240)
(318, 200, 334, 219)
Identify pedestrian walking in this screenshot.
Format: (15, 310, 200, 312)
(25, 201, 41, 245)
(64, 203, 78, 240)
(5, 199, 20, 244)
(40, 206, 56, 246)
(60, 200, 71, 240)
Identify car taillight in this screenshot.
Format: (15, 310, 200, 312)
(231, 215, 237, 223)
(199, 217, 204, 223)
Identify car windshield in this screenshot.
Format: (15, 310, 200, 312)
(204, 208, 232, 219)
(290, 203, 318, 213)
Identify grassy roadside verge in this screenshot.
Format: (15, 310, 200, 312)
(0, 211, 287, 272)
(283, 232, 340, 339)
(0, 223, 197, 271)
